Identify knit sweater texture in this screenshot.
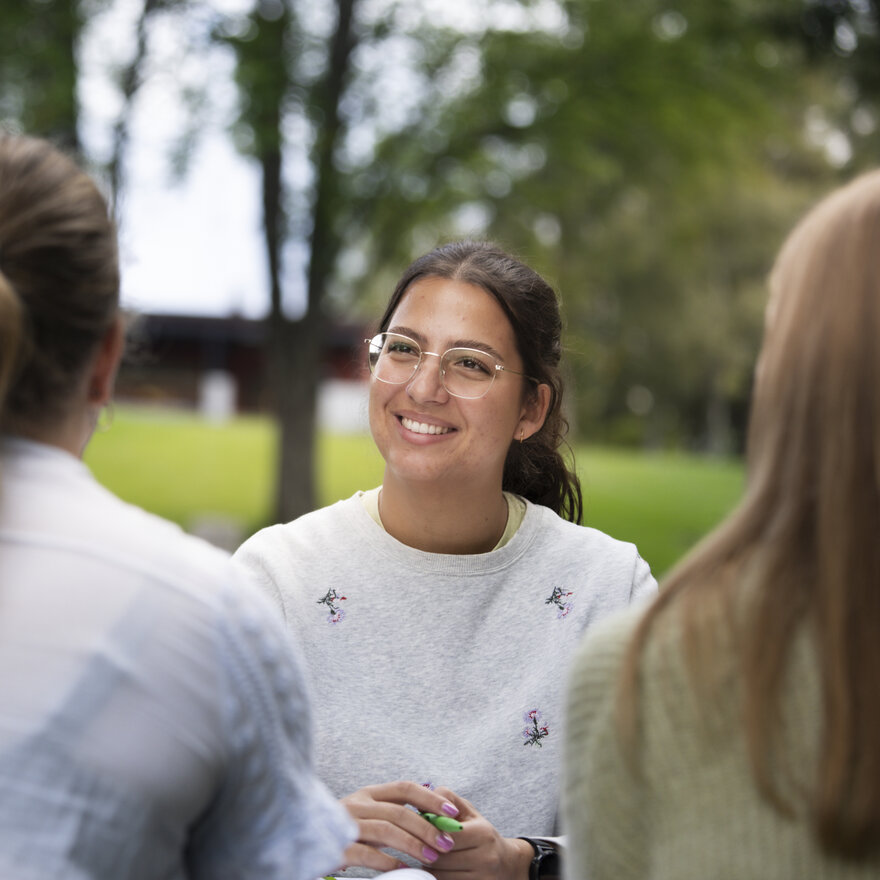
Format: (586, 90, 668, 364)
(235, 492, 656, 856)
(563, 604, 880, 880)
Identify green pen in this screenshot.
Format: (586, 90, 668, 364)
(420, 811, 463, 833)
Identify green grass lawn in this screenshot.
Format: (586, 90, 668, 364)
(85, 405, 744, 576)
(577, 447, 744, 576)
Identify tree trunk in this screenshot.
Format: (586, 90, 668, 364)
(272, 0, 358, 523)
(54, 1, 80, 153)
(264, 140, 324, 523)
(273, 318, 322, 522)
(108, 0, 163, 213)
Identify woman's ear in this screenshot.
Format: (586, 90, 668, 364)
(87, 315, 125, 407)
(516, 382, 552, 441)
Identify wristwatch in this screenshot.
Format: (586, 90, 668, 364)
(517, 837, 560, 880)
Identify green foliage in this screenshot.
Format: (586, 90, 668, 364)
(0, 0, 84, 150)
(84, 405, 742, 575)
(8, 0, 878, 508)
(788, 0, 880, 168)
(217, 0, 294, 156)
(345, 0, 846, 454)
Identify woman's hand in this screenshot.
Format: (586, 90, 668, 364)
(339, 781, 461, 873)
(426, 787, 534, 880)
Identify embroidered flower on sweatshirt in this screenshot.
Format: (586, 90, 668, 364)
(522, 709, 549, 747)
(545, 585, 573, 619)
(317, 588, 347, 624)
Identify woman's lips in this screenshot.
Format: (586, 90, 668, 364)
(399, 416, 453, 435)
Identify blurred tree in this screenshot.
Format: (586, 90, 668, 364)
(106, 0, 167, 211)
(0, 0, 85, 152)
(221, 0, 359, 521)
(14, 0, 875, 514)
(343, 0, 840, 454)
(1, 0, 360, 521)
(780, 0, 880, 166)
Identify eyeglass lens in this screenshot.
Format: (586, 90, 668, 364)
(367, 333, 498, 399)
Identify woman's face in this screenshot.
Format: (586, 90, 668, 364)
(369, 276, 542, 494)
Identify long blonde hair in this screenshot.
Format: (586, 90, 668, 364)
(619, 169, 880, 858)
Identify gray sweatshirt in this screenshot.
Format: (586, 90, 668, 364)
(234, 492, 656, 861)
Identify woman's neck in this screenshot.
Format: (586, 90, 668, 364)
(378, 475, 509, 554)
(5, 408, 93, 459)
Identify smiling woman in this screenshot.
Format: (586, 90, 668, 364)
(233, 240, 659, 880)
(366, 274, 552, 550)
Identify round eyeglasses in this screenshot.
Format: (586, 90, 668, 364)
(365, 332, 535, 400)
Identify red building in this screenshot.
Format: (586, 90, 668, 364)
(117, 313, 369, 415)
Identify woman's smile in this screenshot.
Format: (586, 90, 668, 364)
(398, 415, 454, 436)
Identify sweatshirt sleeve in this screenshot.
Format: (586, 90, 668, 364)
(232, 532, 288, 622)
(630, 553, 658, 604)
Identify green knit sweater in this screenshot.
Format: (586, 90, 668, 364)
(562, 604, 880, 879)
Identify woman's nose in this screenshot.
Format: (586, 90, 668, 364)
(406, 351, 449, 402)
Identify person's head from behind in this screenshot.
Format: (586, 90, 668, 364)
(0, 135, 121, 451)
(748, 169, 880, 576)
(642, 170, 880, 859)
(369, 240, 582, 522)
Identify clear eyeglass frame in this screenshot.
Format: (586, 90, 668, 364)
(365, 332, 535, 400)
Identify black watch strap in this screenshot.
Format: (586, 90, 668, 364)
(517, 837, 561, 880)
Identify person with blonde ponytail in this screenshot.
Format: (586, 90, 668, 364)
(0, 134, 354, 879)
(235, 240, 657, 879)
(562, 171, 880, 878)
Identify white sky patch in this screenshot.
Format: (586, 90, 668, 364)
(118, 137, 269, 318)
(79, 0, 276, 318)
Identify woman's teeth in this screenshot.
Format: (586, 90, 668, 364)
(401, 417, 451, 435)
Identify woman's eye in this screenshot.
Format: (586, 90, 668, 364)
(455, 355, 491, 374)
(388, 342, 418, 356)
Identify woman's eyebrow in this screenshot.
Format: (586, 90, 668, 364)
(454, 339, 507, 362)
(387, 325, 426, 344)
(387, 326, 508, 363)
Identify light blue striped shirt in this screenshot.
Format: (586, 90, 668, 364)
(0, 437, 355, 879)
